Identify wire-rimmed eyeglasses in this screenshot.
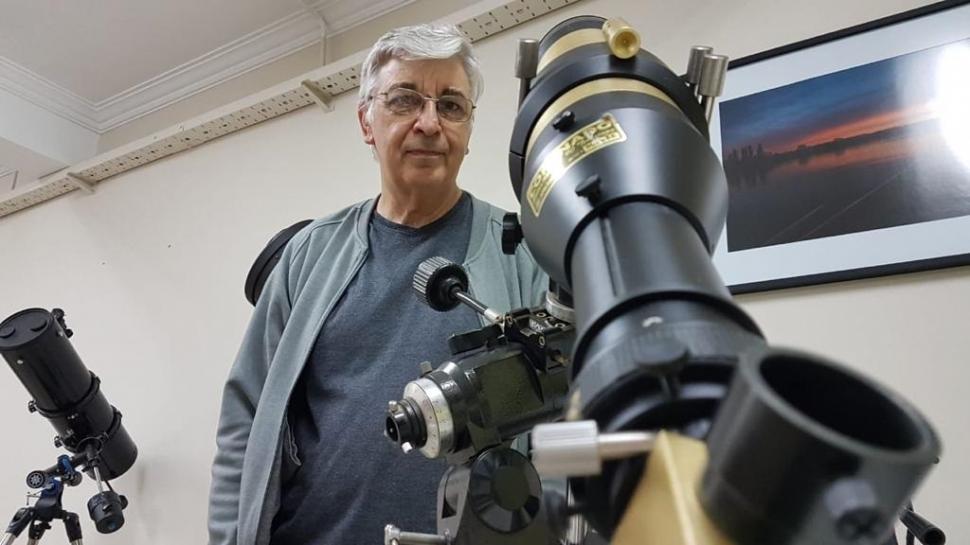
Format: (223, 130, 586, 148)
(373, 88, 475, 123)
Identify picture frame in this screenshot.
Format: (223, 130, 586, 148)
(710, 0, 970, 294)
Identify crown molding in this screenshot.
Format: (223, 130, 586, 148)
(0, 1, 414, 134)
(93, 10, 323, 132)
(313, 0, 418, 32)
(0, 55, 100, 130)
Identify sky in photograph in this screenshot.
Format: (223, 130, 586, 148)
(718, 39, 968, 154)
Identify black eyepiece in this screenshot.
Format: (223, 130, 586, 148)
(385, 399, 427, 450)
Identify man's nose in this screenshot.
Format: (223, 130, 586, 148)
(413, 100, 441, 135)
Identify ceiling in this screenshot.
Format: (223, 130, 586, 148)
(0, 0, 423, 195)
(0, 1, 309, 102)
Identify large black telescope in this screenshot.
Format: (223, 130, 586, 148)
(1, 308, 136, 540)
(0, 308, 136, 480)
(509, 15, 941, 545)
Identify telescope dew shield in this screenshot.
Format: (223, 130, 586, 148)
(0, 308, 137, 480)
(701, 348, 941, 545)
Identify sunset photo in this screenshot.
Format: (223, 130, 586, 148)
(719, 38, 970, 252)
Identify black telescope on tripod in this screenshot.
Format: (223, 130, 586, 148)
(0, 308, 137, 544)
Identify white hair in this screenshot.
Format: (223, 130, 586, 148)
(357, 23, 484, 117)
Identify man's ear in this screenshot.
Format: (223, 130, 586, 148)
(358, 106, 375, 145)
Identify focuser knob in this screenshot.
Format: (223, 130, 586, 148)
(413, 256, 469, 312)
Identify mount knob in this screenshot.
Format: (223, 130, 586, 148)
(412, 257, 469, 312)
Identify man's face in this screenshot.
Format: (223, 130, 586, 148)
(359, 58, 474, 192)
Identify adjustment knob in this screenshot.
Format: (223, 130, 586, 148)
(412, 257, 469, 312)
(502, 213, 523, 255)
(468, 448, 542, 533)
(65, 471, 84, 487)
(26, 471, 48, 489)
(533, 421, 656, 477)
(532, 420, 601, 477)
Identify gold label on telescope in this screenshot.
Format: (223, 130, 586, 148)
(526, 113, 627, 216)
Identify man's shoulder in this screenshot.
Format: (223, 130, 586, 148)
(287, 199, 371, 256)
(471, 194, 510, 220)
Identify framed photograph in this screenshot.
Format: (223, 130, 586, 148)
(710, 0, 970, 293)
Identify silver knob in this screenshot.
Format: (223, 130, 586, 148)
(532, 420, 656, 477)
(384, 524, 448, 545)
(686, 45, 713, 87)
(533, 420, 600, 476)
(698, 53, 730, 98)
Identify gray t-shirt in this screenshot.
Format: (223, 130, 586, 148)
(271, 192, 481, 544)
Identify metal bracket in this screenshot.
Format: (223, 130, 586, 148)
(66, 173, 95, 194)
(301, 80, 335, 112)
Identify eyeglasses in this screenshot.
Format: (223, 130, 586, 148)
(374, 88, 475, 123)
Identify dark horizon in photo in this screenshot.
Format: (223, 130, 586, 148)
(720, 39, 970, 252)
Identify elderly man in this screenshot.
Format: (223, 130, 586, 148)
(208, 23, 546, 545)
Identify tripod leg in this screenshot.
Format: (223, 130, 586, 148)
(26, 520, 50, 545)
(62, 512, 82, 545)
(3, 508, 35, 545)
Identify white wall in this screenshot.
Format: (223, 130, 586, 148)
(1, 0, 966, 543)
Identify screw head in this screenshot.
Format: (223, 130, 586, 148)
(825, 478, 882, 540)
(552, 110, 576, 131)
(835, 508, 882, 540)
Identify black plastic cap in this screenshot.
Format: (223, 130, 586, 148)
(502, 213, 524, 255)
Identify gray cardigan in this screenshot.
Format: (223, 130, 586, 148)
(208, 194, 547, 545)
